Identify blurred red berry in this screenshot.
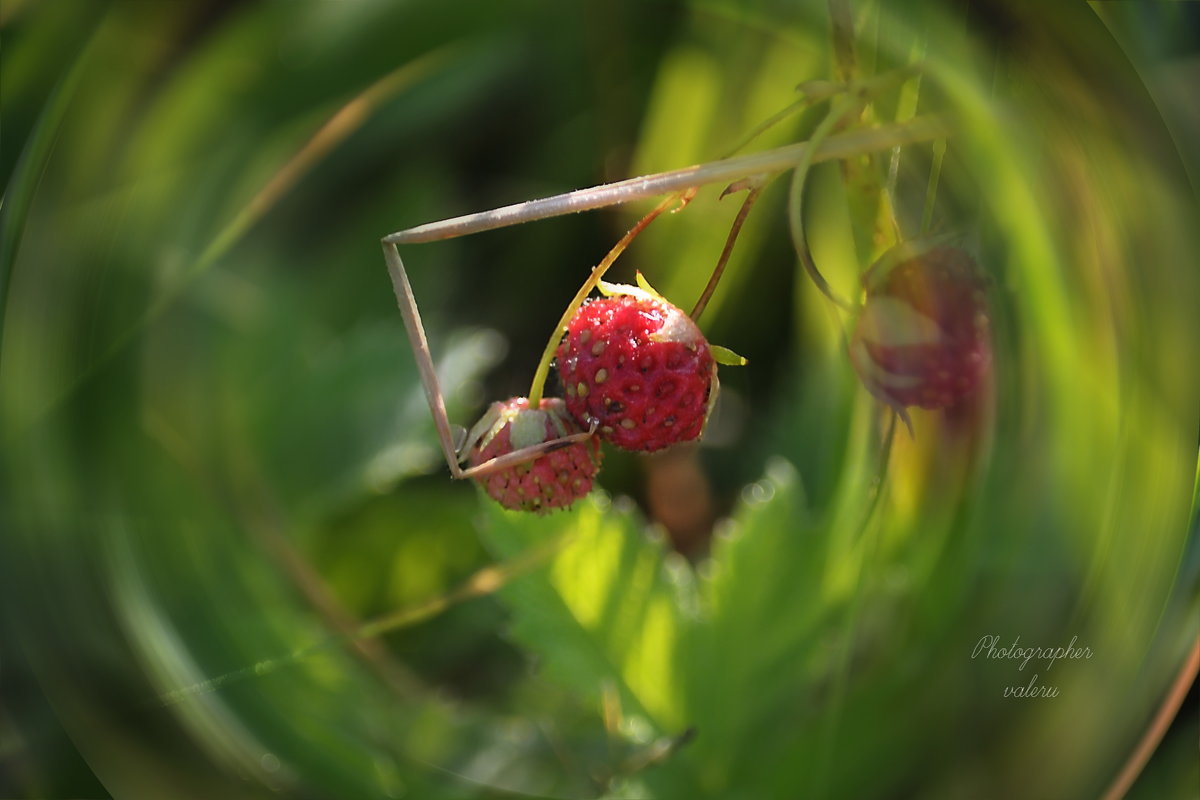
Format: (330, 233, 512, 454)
(850, 246, 991, 411)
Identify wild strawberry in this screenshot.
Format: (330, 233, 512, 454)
(555, 280, 720, 452)
(849, 245, 991, 412)
(466, 397, 601, 513)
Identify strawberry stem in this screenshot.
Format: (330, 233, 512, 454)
(526, 192, 688, 406)
(828, 0, 858, 84)
(691, 183, 765, 322)
(718, 83, 836, 159)
(886, 37, 927, 234)
(788, 95, 862, 312)
(921, 138, 946, 233)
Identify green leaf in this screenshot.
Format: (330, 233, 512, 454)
(238, 319, 505, 525)
(671, 459, 832, 795)
(476, 458, 841, 798)
(477, 493, 693, 737)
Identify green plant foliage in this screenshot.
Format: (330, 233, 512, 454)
(480, 494, 692, 736)
(2, 1, 1197, 799)
(479, 462, 829, 797)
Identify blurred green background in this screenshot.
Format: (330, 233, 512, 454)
(2, 1, 1197, 798)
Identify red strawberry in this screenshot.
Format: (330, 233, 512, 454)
(555, 282, 718, 452)
(850, 245, 991, 412)
(467, 397, 601, 513)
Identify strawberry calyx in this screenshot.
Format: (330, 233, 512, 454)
(599, 273, 748, 363)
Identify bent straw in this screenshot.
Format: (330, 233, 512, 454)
(382, 115, 951, 245)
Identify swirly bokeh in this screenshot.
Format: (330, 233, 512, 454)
(2, 2, 1196, 798)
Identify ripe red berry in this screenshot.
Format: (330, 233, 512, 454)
(556, 284, 717, 452)
(849, 246, 991, 411)
(467, 397, 601, 513)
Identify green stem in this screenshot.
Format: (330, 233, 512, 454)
(921, 138, 946, 233)
(828, 0, 858, 84)
(788, 95, 862, 312)
(812, 408, 896, 797)
(887, 36, 927, 215)
(527, 193, 684, 406)
(719, 91, 825, 159)
(691, 183, 766, 322)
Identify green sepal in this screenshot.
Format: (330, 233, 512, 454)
(597, 272, 668, 305)
(460, 402, 505, 462)
(634, 270, 664, 298)
(596, 279, 625, 297)
(510, 408, 551, 451)
(711, 345, 748, 366)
